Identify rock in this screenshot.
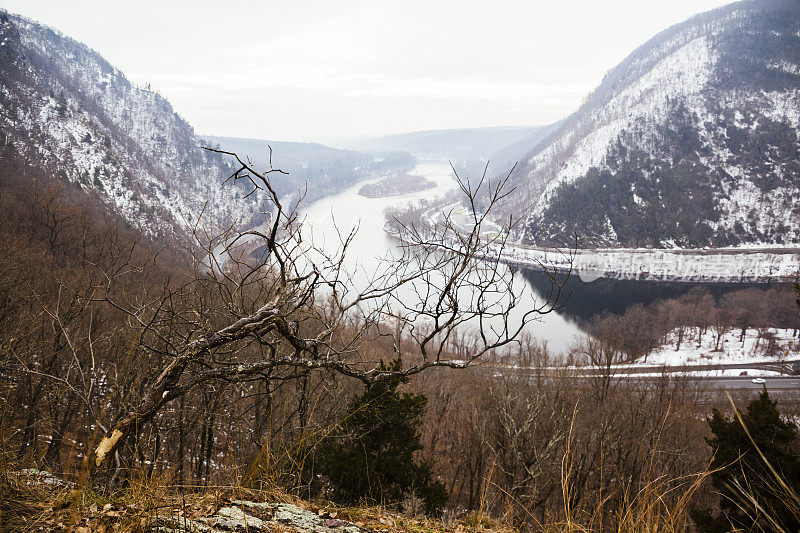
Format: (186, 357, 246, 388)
(152, 500, 364, 533)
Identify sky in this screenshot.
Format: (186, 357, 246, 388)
(3, 0, 735, 142)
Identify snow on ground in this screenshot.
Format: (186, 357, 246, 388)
(493, 243, 800, 282)
(638, 327, 799, 367)
(561, 328, 799, 378)
(617, 369, 786, 378)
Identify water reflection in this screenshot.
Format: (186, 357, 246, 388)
(297, 159, 584, 354)
(520, 268, 777, 327)
(296, 159, 781, 357)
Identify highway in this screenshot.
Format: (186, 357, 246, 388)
(499, 363, 800, 391)
(689, 376, 800, 390)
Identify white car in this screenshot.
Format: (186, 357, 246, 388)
(751, 378, 766, 385)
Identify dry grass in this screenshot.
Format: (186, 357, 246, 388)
(1, 461, 789, 533)
(2, 395, 797, 532)
(0, 470, 714, 533)
(0, 411, 713, 533)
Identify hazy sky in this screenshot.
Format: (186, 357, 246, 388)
(4, 0, 735, 142)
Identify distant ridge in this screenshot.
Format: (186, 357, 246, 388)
(203, 135, 415, 202)
(341, 124, 557, 178)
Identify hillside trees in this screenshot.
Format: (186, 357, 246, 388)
(0, 153, 174, 470)
(86, 149, 571, 473)
(314, 360, 447, 514)
(692, 391, 800, 532)
(409, 343, 710, 528)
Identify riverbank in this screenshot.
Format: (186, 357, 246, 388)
(392, 195, 799, 283)
(385, 221, 800, 283)
(497, 243, 800, 283)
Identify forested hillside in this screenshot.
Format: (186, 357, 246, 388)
(0, 12, 406, 241)
(510, 0, 800, 248)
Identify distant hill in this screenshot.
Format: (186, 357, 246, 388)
(204, 136, 415, 203)
(507, 0, 800, 248)
(341, 125, 556, 179)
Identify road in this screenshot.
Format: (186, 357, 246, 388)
(610, 359, 800, 375)
(500, 363, 800, 391)
(689, 376, 800, 390)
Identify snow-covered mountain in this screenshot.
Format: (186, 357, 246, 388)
(511, 0, 800, 248)
(0, 11, 254, 240)
(0, 12, 402, 241)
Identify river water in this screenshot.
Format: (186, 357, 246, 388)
(299, 159, 777, 356)
(300, 159, 584, 355)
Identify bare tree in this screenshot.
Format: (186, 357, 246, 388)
(615, 303, 659, 363)
(709, 304, 734, 352)
(655, 299, 693, 351)
(572, 314, 626, 403)
(721, 288, 765, 345)
(89, 152, 570, 470)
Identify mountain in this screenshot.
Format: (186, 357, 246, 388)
(0, 12, 404, 241)
(509, 0, 800, 248)
(342, 125, 555, 178)
(0, 11, 251, 240)
(204, 136, 414, 203)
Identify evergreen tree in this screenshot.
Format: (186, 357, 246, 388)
(691, 390, 800, 532)
(315, 360, 447, 515)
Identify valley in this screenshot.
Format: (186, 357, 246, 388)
(299, 159, 799, 365)
(2, 2, 800, 531)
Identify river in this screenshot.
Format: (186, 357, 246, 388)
(299, 159, 584, 355)
(299, 159, 781, 356)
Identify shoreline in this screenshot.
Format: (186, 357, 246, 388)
(385, 226, 800, 283)
(496, 243, 800, 283)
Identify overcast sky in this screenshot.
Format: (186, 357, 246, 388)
(4, 0, 735, 142)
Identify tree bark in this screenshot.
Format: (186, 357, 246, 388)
(90, 302, 282, 470)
